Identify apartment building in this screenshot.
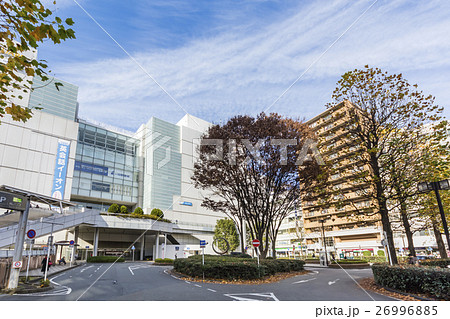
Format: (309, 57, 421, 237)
(302, 101, 384, 257)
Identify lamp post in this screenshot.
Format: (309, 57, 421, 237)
(319, 219, 328, 265)
(40, 219, 63, 281)
(418, 180, 450, 253)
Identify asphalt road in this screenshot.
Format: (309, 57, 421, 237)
(0, 262, 396, 301)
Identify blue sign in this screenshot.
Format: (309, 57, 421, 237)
(180, 201, 193, 206)
(92, 181, 111, 192)
(27, 229, 36, 239)
(75, 161, 108, 176)
(175, 246, 180, 251)
(51, 140, 71, 199)
(200, 240, 206, 248)
(69, 240, 75, 245)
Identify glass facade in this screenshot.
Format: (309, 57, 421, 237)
(28, 77, 79, 121)
(71, 121, 140, 205)
(143, 117, 181, 211)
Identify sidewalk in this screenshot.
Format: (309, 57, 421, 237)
(20, 261, 83, 279)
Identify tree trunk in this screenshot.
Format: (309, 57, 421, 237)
(239, 219, 245, 253)
(371, 155, 398, 264)
(431, 215, 447, 259)
(400, 202, 416, 257)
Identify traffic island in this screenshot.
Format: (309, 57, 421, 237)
(173, 255, 306, 283)
(1, 280, 53, 295)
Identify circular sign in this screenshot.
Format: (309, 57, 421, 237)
(13, 261, 22, 268)
(26, 229, 36, 239)
(252, 239, 260, 248)
(69, 240, 75, 245)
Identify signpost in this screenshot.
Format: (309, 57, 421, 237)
(69, 240, 75, 267)
(6, 192, 30, 289)
(252, 239, 260, 267)
(131, 245, 136, 262)
(200, 240, 206, 266)
(25, 230, 36, 281)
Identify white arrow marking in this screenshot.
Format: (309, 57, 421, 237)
(224, 292, 279, 301)
(207, 289, 217, 293)
(328, 279, 340, 285)
(312, 270, 319, 274)
(292, 278, 317, 284)
(128, 266, 135, 275)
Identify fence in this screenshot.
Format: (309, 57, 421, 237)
(0, 255, 55, 289)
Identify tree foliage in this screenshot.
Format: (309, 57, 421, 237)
(150, 208, 164, 218)
(120, 205, 128, 214)
(214, 218, 240, 252)
(327, 65, 444, 264)
(0, 0, 75, 124)
(192, 113, 319, 258)
(107, 203, 119, 213)
(133, 207, 144, 215)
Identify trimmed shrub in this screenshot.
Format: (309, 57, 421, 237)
(372, 264, 450, 300)
(108, 204, 119, 213)
(87, 256, 125, 263)
(173, 255, 304, 280)
(151, 208, 164, 218)
(331, 259, 367, 264)
(377, 250, 385, 257)
(229, 252, 252, 258)
(420, 259, 450, 268)
(133, 207, 144, 215)
(154, 258, 174, 264)
(120, 205, 128, 214)
(362, 251, 372, 257)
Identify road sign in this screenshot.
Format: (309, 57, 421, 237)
(0, 191, 27, 211)
(252, 239, 260, 248)
(12, 261, 22, 268)
(26, 229, 36, 239)
(200, 240, 206, 248)
(131, 246, 135, 250)
(69, 240, 75, 246)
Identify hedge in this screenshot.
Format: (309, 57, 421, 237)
(372, 264, 450, 300)
(87, 256, 125, 263)
(420, 259, 450, 268)
(331, 259, 367, 264)
(173, 255, 304, 280)
(154, 258, 173, 264)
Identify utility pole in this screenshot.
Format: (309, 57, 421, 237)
(319, 219, 328, 265)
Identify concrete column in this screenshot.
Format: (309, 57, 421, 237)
(7, 197, 31, 289)
(155, 232, 160, 260)
(140, 235, 145, 261)
(93, 228, 100, 257)
(71, 226, 79, 262)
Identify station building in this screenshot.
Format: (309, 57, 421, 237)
(0, 76, 223, 261)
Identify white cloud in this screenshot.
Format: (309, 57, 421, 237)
(57, 0, 450, 131)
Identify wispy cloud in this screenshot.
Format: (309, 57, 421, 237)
(52, 0, 450, 131)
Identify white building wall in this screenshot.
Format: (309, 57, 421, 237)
(0, 110, 78, 199)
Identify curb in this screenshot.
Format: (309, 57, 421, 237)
(378, 285, 438, 301)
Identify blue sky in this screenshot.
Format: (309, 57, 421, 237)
(39, 0, 450, 131)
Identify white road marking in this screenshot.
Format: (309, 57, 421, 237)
(89, 274, 93, 277)
(194, 284, 202, 288)
(328, 279, 340, 285)
(129, 264, 152, 275)
(312, 270, 319, 274)
(14, 274, 72, 297)
(207, 289, 217, 293)
(224, 292, 279, 301)
(292, 278, 317, 284)
(171, 275, 177, 279)
(80, 266, 93, 273)
(185, 281, 191, 284)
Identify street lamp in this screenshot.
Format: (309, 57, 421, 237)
(418, 179, 450, 253)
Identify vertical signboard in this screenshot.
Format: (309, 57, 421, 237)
(51, 139, 71, 199)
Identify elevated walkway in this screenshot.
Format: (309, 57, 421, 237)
(0, 209, 181, 249)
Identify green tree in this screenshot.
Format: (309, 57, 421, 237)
(107, 203, 119, 214)
(150, 208, 164, 218)
(214, 218, 240, 252)
(0, 0, 75, 124)
(133, 207, 144, 215)
(327, 66, 443, 264)
(120, 205, 128, 214)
